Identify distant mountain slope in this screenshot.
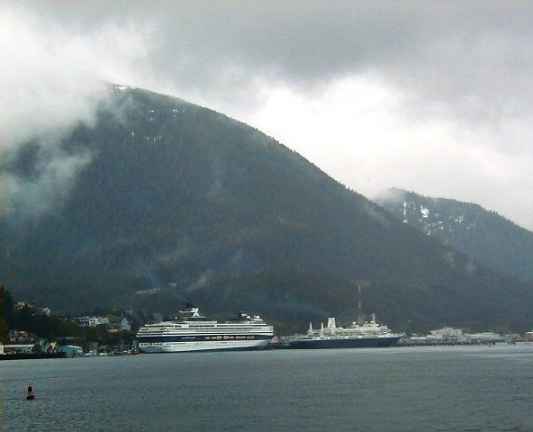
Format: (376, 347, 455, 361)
(376, 188, 533, 282)
(1, 86, 532, 331)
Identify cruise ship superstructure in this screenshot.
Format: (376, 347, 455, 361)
(287, 314, 403, 349)
(136, 307, 274, 353)
(287, 284, 403, 349)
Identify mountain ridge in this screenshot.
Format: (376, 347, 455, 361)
(376, 188, 533, 283)
(1, 86, 532, 331)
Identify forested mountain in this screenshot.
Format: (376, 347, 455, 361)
(1, 86, 532, 331)
(376, 188, 533, 283)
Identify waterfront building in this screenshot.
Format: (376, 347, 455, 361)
(4, 344, 34, 354)
(429, 327, 464, 339)
(465, 332, 504, 343)
(58, 345, 83, 357)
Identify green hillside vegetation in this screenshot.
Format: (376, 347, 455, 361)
(0, 285, 80, 341)
(0, 286, 9, 343)
(1, 87, 533, 332)
(0, 285, 135, 346)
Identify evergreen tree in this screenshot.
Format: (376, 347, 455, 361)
(0, 285, 9, 343)
(2, 87, 533, 331)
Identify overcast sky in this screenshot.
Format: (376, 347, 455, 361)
(2, 1, 533, 228)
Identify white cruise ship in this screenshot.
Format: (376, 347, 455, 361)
(136, 307, 274, 353)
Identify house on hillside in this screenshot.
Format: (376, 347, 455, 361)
(9, 330, 35, 344)
(120, 318, 131, 332)
(15, 301, 33, 310)
(38, 307, 52, 317)
(76, 316, 110, 328)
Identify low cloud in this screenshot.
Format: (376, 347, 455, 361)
(3, 148, 92, 221)
(2, 1, 533, 228)
(0, 4, 147, 218)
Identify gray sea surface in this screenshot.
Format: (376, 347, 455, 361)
(2, 344, 533, 432)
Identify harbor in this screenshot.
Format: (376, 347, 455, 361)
(2, 310, 531, 359)
(1, 281, 531, 359)
(4, 344, 533, 432)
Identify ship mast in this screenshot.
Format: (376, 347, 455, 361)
(356, 282, 364, 324)
(355, 280, 370, 324)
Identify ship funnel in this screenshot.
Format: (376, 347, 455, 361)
(326, 318, 336, 335)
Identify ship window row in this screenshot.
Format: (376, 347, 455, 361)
(139, 328, 272, 333)
(138, 333, 273, 337)
(140, 335, 259, 342)
(144, 324, 267, 329)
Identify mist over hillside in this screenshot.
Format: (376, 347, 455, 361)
(377, 188, 533, 283)
(1, 86, 532, 332)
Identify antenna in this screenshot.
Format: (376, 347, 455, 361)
(355, 280, 370, 324)
(357, 283, 363, 323)
(357, 283, 364, 324)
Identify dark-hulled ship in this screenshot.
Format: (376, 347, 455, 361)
(286, 314, 403, 349)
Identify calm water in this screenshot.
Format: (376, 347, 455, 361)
(2, 344, 533, 432)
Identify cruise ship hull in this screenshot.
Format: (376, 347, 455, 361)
(139, 339, 270, 353)
(136, 307, 274, 353)
(288, 336, 401, 349)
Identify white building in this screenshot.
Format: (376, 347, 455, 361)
(76, 316, 110, 327)
(430, 327, 463, 338)
(465, 332, 504, 343)
(40, 307, 52, 317)
(428, 327, 466, 342)
(4, 344, 34, 354)
(120, 318, 131, 332)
